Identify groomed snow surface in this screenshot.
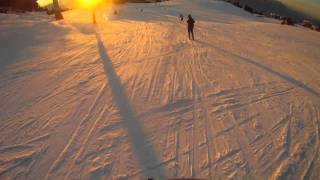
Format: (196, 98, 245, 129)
(0, 0, 319, 179)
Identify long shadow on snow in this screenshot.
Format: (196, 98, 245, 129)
(196, 40, 319, 97)
(95, 33, 167, 178)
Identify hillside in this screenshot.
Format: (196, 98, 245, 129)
(222, 0, 320, 24)
(0, 0, 319, 179)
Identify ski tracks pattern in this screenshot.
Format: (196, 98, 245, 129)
(1, 5, 320, 179)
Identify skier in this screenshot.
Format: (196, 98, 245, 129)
(179, 14, 184, 22)
(187, 14, 195, 40)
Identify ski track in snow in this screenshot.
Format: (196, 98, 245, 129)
(0, 0, 320, 179)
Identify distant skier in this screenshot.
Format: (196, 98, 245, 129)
(179, 14, 184, 22)
(187, 14, 195, 40)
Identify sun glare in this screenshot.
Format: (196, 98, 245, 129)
(79, 0, 102, 9)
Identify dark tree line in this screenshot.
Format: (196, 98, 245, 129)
(0, 0, 40, 11)
(222, 0, 320, 25)
(0, 0, 62, 20)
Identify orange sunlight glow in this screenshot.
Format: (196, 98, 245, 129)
(79, 0, 102, 9)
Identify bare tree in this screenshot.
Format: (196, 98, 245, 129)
(53, 0, 63, 20)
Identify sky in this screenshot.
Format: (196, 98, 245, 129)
(37, 0, 101, 8)
(37, 0, 77, 8)
(37, 0, 320, 19)
(37, 0, 75, 7)
(37, 0, 52, 7)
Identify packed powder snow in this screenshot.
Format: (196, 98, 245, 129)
(0, 0, 319, 179)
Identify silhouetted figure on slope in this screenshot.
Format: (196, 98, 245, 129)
(187, 14, 195, 40)
(179, 14, 184, 22)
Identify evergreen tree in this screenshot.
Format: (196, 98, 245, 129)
(0, 0, 39, 11)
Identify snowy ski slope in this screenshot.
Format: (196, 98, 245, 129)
(0, 0, 319, 179)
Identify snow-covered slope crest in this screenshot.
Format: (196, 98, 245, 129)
(0, 0, 319, 179)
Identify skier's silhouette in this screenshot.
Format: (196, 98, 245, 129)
(179, 14, 184, 21)
(187, 14, 195, 40)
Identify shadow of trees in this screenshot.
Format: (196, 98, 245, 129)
(95, 33, 167, 179)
